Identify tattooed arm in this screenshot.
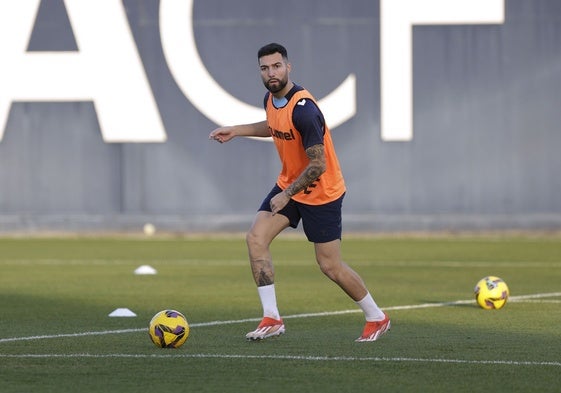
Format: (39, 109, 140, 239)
(269, 143, 326, 215)
(284, 144, 326, 197)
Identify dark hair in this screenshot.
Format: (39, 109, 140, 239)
(257, 43, 288, 60)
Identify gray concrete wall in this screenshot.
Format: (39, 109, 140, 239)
(0, 0, 560, 233)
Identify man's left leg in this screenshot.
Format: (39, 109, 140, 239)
(314, 240, 390, 342)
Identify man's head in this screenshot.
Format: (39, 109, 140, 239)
(258, 43, 291, 95)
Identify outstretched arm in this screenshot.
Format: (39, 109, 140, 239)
(209, 121, 269, 143)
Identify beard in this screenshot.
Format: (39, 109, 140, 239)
(264, 77, 288, 94)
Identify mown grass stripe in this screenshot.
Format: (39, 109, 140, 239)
(1, 292, 559, 344)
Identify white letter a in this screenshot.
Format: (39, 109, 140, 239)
(0, 0, 166, 142)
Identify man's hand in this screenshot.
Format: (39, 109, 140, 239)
(209, 126, 236, 143)
(269, 190, 291, 215)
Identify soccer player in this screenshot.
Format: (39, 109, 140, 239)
(209, 43, 390, 342)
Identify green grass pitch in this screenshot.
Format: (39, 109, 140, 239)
(0, 235, 560, 392)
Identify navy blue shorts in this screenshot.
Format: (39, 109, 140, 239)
(258, 184, 345, 243)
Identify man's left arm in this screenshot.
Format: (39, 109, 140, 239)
(284, 144, 326, 197)
(269, 144, 326, 215)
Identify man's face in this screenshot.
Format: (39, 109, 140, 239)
(259, 52, 290, 94)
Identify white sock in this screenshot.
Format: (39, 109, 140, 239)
(257, 284, 281, 320)
(356, 292, 386, 322)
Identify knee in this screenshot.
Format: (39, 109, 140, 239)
(246, 229, 267, 254)
(317, 258, 341, 281)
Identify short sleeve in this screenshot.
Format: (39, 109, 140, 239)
(292, 98, 325, 149)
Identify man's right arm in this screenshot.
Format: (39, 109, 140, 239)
(209, 121, 269, 143)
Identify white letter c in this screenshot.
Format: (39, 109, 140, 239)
(159, 0, 356, 132)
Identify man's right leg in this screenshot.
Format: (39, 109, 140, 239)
(245, 210, 289, 340)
